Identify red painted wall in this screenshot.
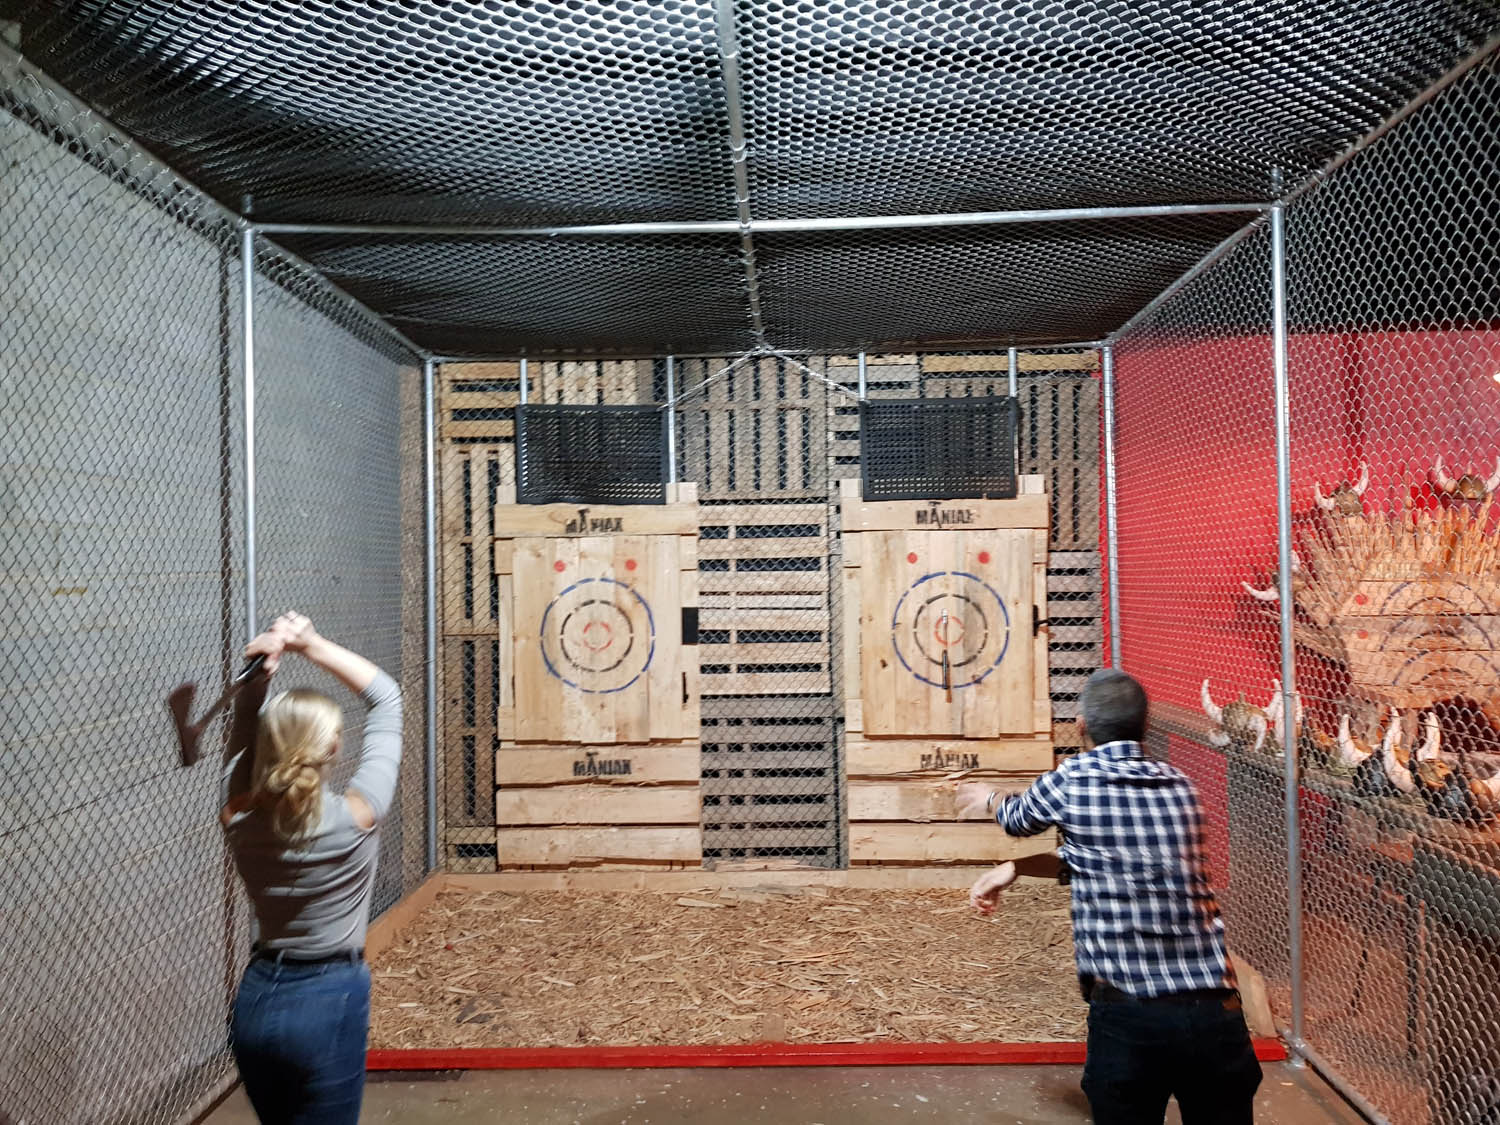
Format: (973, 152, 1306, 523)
(1108, 327, 1500, 718)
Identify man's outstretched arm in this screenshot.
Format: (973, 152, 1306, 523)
(956, 767, 1067, 837)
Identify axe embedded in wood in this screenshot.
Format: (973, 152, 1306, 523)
(168, 654, 267, 767)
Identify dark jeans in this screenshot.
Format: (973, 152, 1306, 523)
(1082, 988, 1263, 1124)
(231, 953, 371, 1125)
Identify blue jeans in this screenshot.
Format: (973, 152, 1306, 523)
(231, 953, 370, 1125)
(1081, 989, 1262, 1124)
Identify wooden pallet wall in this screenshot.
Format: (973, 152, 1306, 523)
(676, 356, 842, 866)
(436, 362, 655, 869)
(433, 351, 1102, 873)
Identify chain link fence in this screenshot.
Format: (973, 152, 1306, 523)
(0, 51, 431, 1125)
(1112, 42, 1500, 1125)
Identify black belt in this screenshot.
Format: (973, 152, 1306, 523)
(1087, 980, 1240, 1008)
(252, 944, 364, 966)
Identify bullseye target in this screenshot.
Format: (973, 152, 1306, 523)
(890, 571, 1010, 690)
(540, 577, 656, 694)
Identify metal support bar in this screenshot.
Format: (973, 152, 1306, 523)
(714, 0, 766, 345)
(1101, 344, 1122, 668)
(856, 352, 867, 400)
(425, 341, 1108, 365)
(1285, 1038, 1390, 1125)
(771, 352, 863, 403)
(518, 357, 529, 405)
(1007, 345, 1019, 397)
(664, 356, 678, 484)
(660, 352, 758, 410)
(422, 358, 439, 872)
(251, 202, 1270, 240)
(1270, 197, 1306, 1056)
(240, 225, 257, 644)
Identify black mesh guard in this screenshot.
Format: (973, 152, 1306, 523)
(515, 404, 669, 506)
(859, 397, 1021, 501)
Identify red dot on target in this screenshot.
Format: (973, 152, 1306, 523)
(625, 559, 638, 571)
(978, 551, 991, 564)
(907, 552, 918, 564)
(553, 561, 566, 573)
(1353, 593, 1367, 605)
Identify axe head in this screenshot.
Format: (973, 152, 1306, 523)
(167, 682, 203, 766)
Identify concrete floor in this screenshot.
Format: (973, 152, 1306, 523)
(205, 1063, 1366, 1123)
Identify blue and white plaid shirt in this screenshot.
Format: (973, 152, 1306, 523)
(996, 740, 1234, 999)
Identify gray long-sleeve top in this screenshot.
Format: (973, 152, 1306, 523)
(220, 670, 403, 957)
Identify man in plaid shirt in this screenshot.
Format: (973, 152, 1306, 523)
(958, 668, 1262, 1124)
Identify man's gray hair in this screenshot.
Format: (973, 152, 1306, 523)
(1080, 668, 1149, 746)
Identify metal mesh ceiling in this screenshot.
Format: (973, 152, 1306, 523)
(275, 233, 755, 357)
(6, 0, 1499, 355)
(756, 214, 1252, 352)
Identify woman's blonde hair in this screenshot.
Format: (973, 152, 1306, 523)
(253, 689, 343, 843)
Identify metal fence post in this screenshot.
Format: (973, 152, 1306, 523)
(1269, 196, 1306, 1061)
(240, 225, 257, 643)
(423, 357, 439, 872)
(1007, 345, 1018, 397)
(519, 356, 529, 404)
(856, 351, 867, 400)
(1101, 344, 1122, 669)
(665, 355, 678, 483)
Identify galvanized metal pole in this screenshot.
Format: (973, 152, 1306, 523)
(665, 356, 678, 484)
(1007, 345, 1019, 397)
(422, 357, 439, 872)
(519, 356, 528, 405)
(250, 201, 1272, 240)
(1270, 197, 1306, 1061)
(240, 225, 257, 644)
(856, 351, 868, 400)
(1101, 344, 1122, 669)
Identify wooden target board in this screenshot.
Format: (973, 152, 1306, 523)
(492, 483, 701, 869)
(841, 476, 1055, 865)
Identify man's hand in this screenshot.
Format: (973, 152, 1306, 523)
(955, 782, 996, 819)
(968, 862, 1018, 916)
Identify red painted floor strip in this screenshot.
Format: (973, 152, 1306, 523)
(367, 1038, 1286, 1071)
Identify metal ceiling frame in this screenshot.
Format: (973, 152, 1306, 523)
(251, 201, 1271, 240)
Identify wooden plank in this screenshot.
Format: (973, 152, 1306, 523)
(922, 352, 1098, 373)
(700, 607, 831, 631)
(843, 493, 1049, 533)
(842, 544, 862, 732)
(494, 502, 699, 538)
(443, 867, 1055, 892)
(849, 780, 1040, 822)
(701, 641, 828, 665)
(697, 571, 828, 596)
(699, 721, 833, 746)
(679, 553, 701, 739)
(443, 637, 497, 827)
(700, 668, 833, 696)
(496, 785, 701, 826)
(495, 745, 701, 786)
(497, 827, 701, 867)
(444, 847, 499, 874)
(849, 823, 1056, 864)
(699, 502, 828, 527)
(845, 738, 1053, 777)
(699, 536, 829, 560)
(1033, 557, 1051, 736)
